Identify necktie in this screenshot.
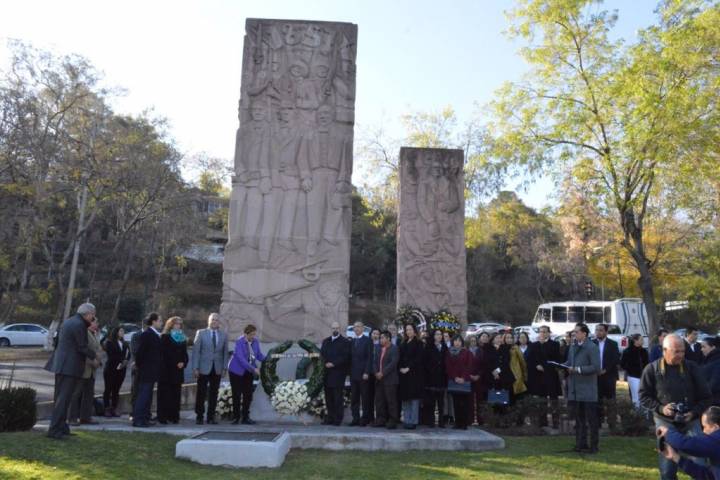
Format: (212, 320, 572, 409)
(212, 330, 217, 349)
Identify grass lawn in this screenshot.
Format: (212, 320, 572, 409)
(0, 430, 666, 480)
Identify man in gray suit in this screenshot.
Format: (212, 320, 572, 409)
(47, 303, 98, 439)
(564, 322, 601, 453)
(372, 330, 400, 429)
(192, 312, 229, 424)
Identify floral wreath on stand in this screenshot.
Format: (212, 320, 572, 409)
(395, 304, 428, 331)
(259, 339, 326, 417)
(429, 309, 461, 335)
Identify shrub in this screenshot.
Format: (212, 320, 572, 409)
(616, 400, 653, 436)
(0, 387, 37, 432)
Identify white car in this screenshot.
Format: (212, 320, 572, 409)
(464, 322, 506, 338)
(514, 325, 540, 342)
(0, 323, 49, 347)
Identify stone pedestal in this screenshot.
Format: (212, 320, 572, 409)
(397, 148, 467, 322)
(221, 19, 358, 343)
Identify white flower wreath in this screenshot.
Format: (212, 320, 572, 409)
(216, 384, 234, 418)
(270, 381, 310, 416)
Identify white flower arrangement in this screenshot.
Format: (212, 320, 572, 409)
(270, 381, 310, 416)
(216, 384, 233, 418)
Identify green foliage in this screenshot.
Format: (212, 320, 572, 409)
(350, 190, 396, 301)
(0, 387, 37, 432)
(466, 192, 577, 324)
(116, 297, 144, 325)
(482, 0, 720, 333)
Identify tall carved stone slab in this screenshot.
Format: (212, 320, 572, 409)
(397, 148, 467, 323)
(221, 19, 357, 342)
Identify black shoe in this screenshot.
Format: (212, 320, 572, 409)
(241, 418, 256, 425)
(207, 418, 218, 425)
(158, 420, 168, 425)
(349, 420, 360, 426)
(231, 418, 240, 425)
(170, 419, 179, 424)
(196, 417, 204, 425)
(47, 433, 66, 440)
(586, 447, 599, 454)
(132, 422, 149, 428)
(372, 422, 386, 428)
(359, 420, 368, 426)
(147, 420, 157, 426)
(386, 423, 397, 430)
(573, 445, 589, 453)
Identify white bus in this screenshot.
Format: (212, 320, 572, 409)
(530, 298, 649, 350)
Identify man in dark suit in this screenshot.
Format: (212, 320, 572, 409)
(47, 303, 98, 440)
(372, 330, 400, 429)
(132, 312, 163, 428)
(684, 327, 703, 364)
(321, 321, 350, 426)
(349, 321, 373, 426)
(593, 323, 620, 431)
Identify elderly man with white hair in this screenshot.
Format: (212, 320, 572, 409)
(640, 333, 712, 480)
(192, 312, 229, 425)
(47, 303, 99, 439)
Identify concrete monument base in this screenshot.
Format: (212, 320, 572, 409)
(176, 431, 291, 468)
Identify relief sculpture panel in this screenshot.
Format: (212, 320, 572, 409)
(221, 19, 357, 342)
(397, 148, 467, 323)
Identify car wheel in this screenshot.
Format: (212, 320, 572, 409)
(0, 338, 10, 347)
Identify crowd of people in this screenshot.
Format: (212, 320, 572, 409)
(44, 304, 720, 478)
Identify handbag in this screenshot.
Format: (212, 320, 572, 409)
(487, 388, 510, 405)
(447, 380, 472, 394)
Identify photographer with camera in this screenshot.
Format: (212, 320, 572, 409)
(656, 406, 720, 480)
(640, 334, 712, 480)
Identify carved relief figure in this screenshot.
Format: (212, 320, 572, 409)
(397, 148, 466, 323)
(222, 20, 357, 342)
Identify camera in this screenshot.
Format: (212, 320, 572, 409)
(672, 402, 690, 424)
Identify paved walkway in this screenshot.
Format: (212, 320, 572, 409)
(34, 410, 505, 451)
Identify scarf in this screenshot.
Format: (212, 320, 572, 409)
(449, 346, 462, 356)
(170, 330, 186, 343)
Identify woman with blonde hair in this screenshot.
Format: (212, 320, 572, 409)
(157, 316, 188, 424)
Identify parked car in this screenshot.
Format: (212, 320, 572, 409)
(346, 325, 372, 339)
(464, 322, 506, 338)
(674, 328, 715, 343)
(513, 325, 540, 342)
(0, 323, 49, 347)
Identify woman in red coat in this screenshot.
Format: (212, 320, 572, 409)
(445, 334, 474, 429)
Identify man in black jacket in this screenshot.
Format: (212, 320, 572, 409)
(685, 327, 703, 364)
(321, 321, 350, 426)
(594, 324, 620, 431)
(47, 303, 98, 440)
(132, 313, 163, 428)
(640, 334, 712, 480)
(349, 321, 373, 426)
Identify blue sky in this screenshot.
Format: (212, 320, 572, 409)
(0, 0, 658, 209)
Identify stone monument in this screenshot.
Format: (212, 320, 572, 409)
(397, 147, 467, 322)
(221, 19, 357, 343)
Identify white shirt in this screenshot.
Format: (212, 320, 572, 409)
(598, 339, 606, 370)
(150, 327, 161, 337)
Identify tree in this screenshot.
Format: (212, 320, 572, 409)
(483, 0, 720, 334)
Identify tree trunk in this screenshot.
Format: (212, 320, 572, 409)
(110, 249, 134, 324)
(636, 262, 659, 337)
(621, 208, 658, 336)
